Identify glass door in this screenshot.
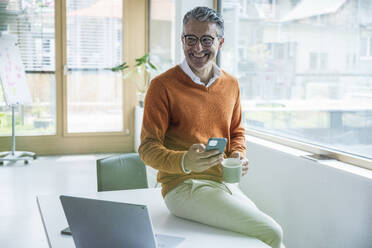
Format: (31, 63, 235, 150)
(65, 0, 124, 133)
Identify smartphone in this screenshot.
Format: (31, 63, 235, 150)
(60, 226, 72, 235)
(205, 138, 227, 154)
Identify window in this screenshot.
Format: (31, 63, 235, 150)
(0, 0, 146, 154)
(319, 53, 327, 69)
(220, 0, 372, 167)
(309, 53, 317, 70)
(66, 0, 123, 133)
(0, 0, 56, 136)
(0, 0, 124, 135)
(345, 53, 357, 70)
(360, 37, 372, 58)
(309, 52, 328, 71)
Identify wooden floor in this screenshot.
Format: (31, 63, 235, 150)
(0, 154, 111, 248)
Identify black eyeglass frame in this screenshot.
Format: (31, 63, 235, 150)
(182, 34, 219, 48)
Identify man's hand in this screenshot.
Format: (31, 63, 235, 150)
(184, 144, 224, 173)
(231, 152, 249, 176)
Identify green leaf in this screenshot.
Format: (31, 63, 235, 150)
(111, 62, 129, 72)
(143, 53, 149, 61)
(148, 62, 157, 70)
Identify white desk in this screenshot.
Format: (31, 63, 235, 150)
(37, 188, 269, 248)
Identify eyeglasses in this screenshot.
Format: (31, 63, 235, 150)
(183, 34, 216, 48)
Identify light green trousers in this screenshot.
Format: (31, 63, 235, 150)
(164, 179, 285, 248)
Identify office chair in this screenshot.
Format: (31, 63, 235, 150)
(96, 153, 149, 192)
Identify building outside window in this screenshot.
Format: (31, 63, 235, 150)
(220, 0, 372, 162)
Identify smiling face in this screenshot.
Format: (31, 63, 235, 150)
(182, 19, 224, 75)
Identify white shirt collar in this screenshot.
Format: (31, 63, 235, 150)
(179, 59, 221, 88)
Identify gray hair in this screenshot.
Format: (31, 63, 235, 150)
(183, 6, 224, 38)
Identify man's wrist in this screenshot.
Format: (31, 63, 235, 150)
(181, 152, 191, 174)
(230, 151, 245, 158)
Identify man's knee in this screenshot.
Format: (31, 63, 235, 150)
(241, 218, 283, 248)
(270, 223, 283, 242)
(263, 222, 283, 248)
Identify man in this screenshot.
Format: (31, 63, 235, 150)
(139, 6, 285, 248)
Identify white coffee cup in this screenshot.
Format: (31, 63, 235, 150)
(221, 158, 242, 183)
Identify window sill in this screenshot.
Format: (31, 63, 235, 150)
(245, 134, 372, 180)
(360, 56, 372, 60)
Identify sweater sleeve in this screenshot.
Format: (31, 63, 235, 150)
(138, 79, 185, 174)
(229, 85, 247, 157)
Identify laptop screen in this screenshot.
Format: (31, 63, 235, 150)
(60, 195, 157, 248)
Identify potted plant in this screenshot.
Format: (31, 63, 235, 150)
(111, 53, 158, 107)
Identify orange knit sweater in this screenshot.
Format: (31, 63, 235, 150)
(138, 65, 246, 197)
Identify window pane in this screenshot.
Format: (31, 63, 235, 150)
(360, 38, 367, 56)
(0, 0, 56, 136)
(309, 53, 317, 70)
(66, 0, 123, 133)
(221, 0, 372, 159)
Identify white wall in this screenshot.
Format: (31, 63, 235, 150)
(240, 137, 372, 248)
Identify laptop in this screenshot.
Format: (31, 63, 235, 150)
(60, 195, 185, 248)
